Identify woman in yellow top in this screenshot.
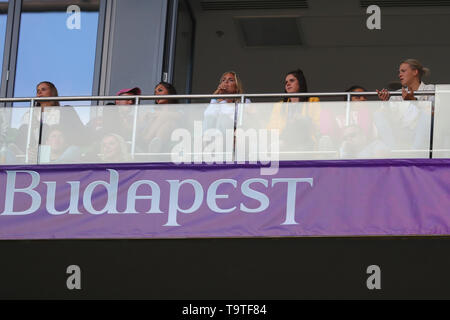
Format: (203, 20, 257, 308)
(267, 69, 323, 154)
(268, 69, 320, 131)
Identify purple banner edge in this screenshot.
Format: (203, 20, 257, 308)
(1, 158, 450, 171)
(1, 158, 450, 240)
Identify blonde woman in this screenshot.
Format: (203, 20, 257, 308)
(99, 133, 131, 163)
(377, 59, 434, 102)
(211, 71, 247, 103)
(375, 59, 433, 151)
(204, 71, 250, 131)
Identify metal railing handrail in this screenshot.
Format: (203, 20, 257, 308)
(0, 90, 436, 103)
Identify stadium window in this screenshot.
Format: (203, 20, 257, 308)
(13, 0, 100, 124)
(0, 0, 8, 90)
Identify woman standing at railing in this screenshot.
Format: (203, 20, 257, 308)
(15, 81, 60, 159)
(36, 81, 88, 149)
(139, 82, 183, 155)
(375, 59, 433, 153)
(15, 81, 87, 161)
(35, 82, 67, 136)
(203, 71, 250, 132)
(267, 69, 340, 157)
(36, 81, 60, 107)
(19, 81, 60, 127)
(268, 69, 319, 128)
(210, 71, 247, 103)
(377, 59, 434, 102)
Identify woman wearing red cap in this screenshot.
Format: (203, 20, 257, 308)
(100, 86, 143, 142)
(115, 87, 142, 105)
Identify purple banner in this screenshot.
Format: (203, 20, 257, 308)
(0, 159, 449, 239)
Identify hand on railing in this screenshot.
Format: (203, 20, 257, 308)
(376, 89, 390, 101)
(402, 87, 417, 101)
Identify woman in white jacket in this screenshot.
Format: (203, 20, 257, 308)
(377, 59, 434, 102)
(376, 59, 433, 153)
(203, 71, 250, 132)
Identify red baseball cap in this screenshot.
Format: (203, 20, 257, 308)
(116, 87, 141, 96)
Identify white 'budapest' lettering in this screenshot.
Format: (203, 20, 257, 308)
(0, 170, 314, 226)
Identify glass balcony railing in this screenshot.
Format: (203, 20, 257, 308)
(0, 85, 449, 165)
(433, 84, 450, 159)
(0, 106, 40, 164)
(237, 100, 432, 161)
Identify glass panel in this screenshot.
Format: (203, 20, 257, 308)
(0, 0, 8, 89)
(13, 0, 100, 127)
(236, 101, 432, 161)
(38, 103, 237, 164)
(39, 105, 92, 164)
(134, 103, 235, 163)
(433, 84, 450, 158)
(8, 100, 440, 165)
(0, 106, 40, 165)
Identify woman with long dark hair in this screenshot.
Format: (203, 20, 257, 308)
(139, 82, 183, 154)
(266, 69, 323, 156)
(154, 81, 178, 104)
(268, 69, 320, 129)
(283, 69, 313, 103)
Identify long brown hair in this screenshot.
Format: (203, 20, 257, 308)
(36, 81, 60, 106)
(283, 69, 309, 102)
(155, 81, 178, 104)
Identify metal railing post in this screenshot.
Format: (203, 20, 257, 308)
(25, 99, 35, 163)
(131, 97, 140, 160)
(429, 101, 435, 159)
(233, 94, 247, 162)
(346, 93, 351, 126)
